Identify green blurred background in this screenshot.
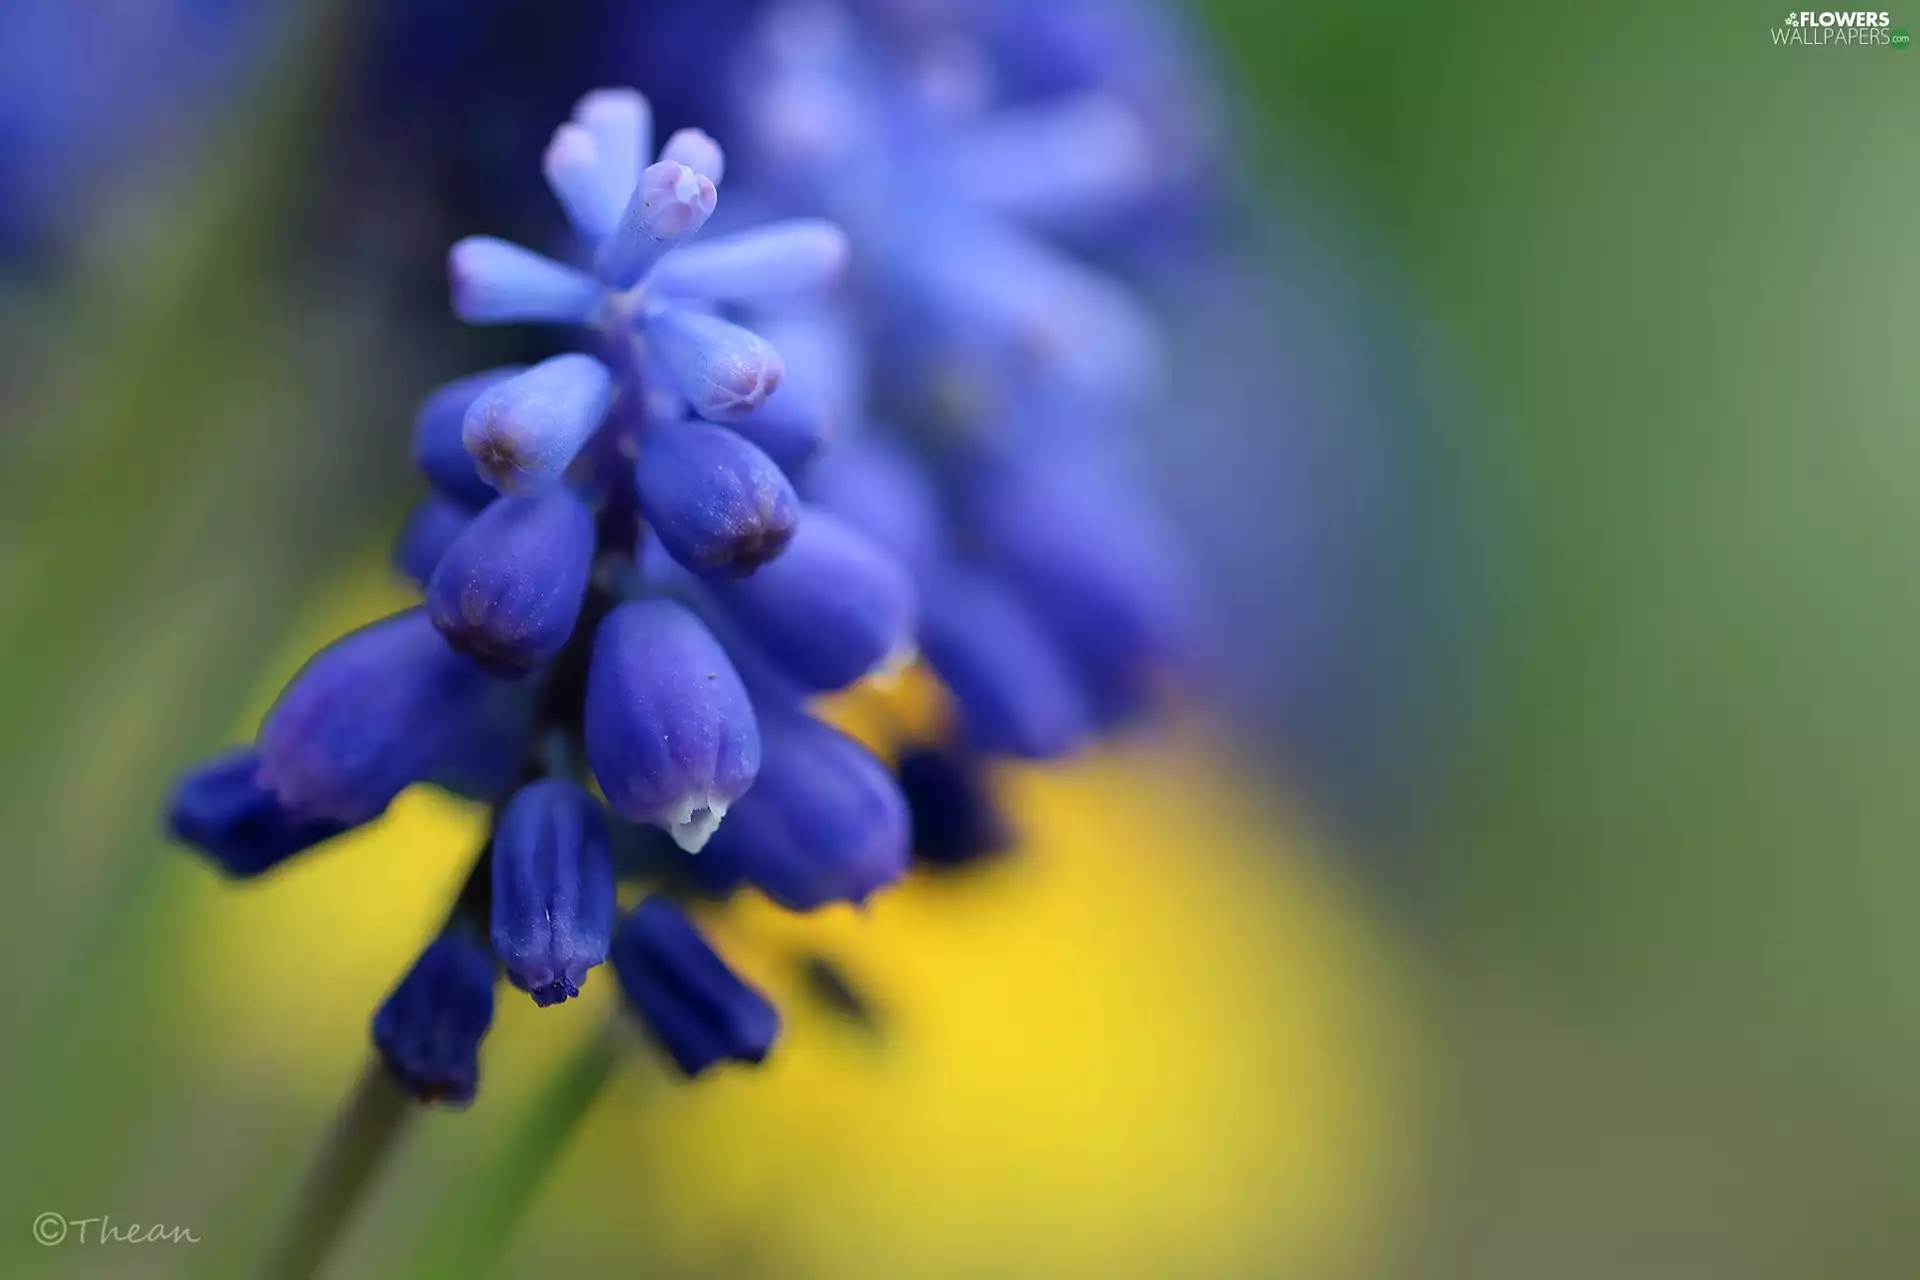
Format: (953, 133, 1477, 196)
(1, 0, 1915, 1275)
(1196, 0, 1919, 1273)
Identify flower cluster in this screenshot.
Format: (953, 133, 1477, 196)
(171, 88, 915, 1099)
(167, 0, 1202, 1105)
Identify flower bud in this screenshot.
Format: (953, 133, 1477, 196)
(919, 563, 1089, 760)
(584, 599, 760, 852)
(612, 897, 778, 1076)
(412, 367, 523, 508)
(372, 933, 496, 1106)
(449, 236, 602, 325)
(427, 487, 596, 674)
(596, 160, 716, 288)
(709, 507, 915, 692)
(256, 610, 491, 826)
(658, 127, 726, 184)
(802, 435, 946, 576)
(643, 309, 784, 422)
(462, 353, 614, 495)
(896, 746, 1014, 868)
(635, 420, 798, 577)
(648, 220, 851, 304)
(697, 712, 908, 911)
(393, 495, 474, 590)
(491, 780, 617, 1007)
(966, 453, 1189, 724)
(166, 748, 352, 878)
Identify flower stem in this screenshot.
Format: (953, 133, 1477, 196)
(406, 1014, 627, 1275)
(263, 1058, 416, 1279)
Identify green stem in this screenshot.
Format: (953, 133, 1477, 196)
(262, 1060, 416, 1280)
(406, 1016, 627, 1276)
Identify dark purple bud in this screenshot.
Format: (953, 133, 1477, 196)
(166, 748, 353, 878)
(896, 746, 1015, 868)
(373, 933, 496, 1106)
(612, 897, 779, 1077)
(491, 780, 617, 1007)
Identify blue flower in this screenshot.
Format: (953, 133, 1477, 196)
(460, 354, 615, 495)
(722, 0, 1200, 760)
(610, 897, 779, 1077)
(255, 609, 492, 827)
(490, 779, 617, 1007)
(372, 932, 497, 1106)
(167, 748, 353, 879)
(707, 505, 917, 692)
(584, 599, 761, 853)
(411, 367, 524, 509)
(633, 418, 799, 578)
(696, 710, 909, 912)
(394, 494, 475, 590)
(427, 487, 597, 674)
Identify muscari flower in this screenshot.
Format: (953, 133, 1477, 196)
(491, 778, 617, 1007)
(166, 748, 353, 879)
(170, 86, 922, 1097)
(427, 485, 598, 673)
(611, 896, 779, 1077)
(171, 0, 1214, 1100)
(372, 931, 496, 1107)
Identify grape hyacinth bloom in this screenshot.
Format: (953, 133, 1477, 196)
(371, 932, 497, 1107)
(171, 0, 1211, 1118)
(584, 598, 762, 853)
(255, 609, 494, 828)
(167, 86, 928, 1102)
(490, 779, 617, 1006)
(166, 748, 352, 880)
(611, 897, 780, 1077)
(695, 710, 910, 911)
(427, 486, 597, 673)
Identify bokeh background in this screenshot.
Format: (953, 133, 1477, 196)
(1, 0, 1915, 1276)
